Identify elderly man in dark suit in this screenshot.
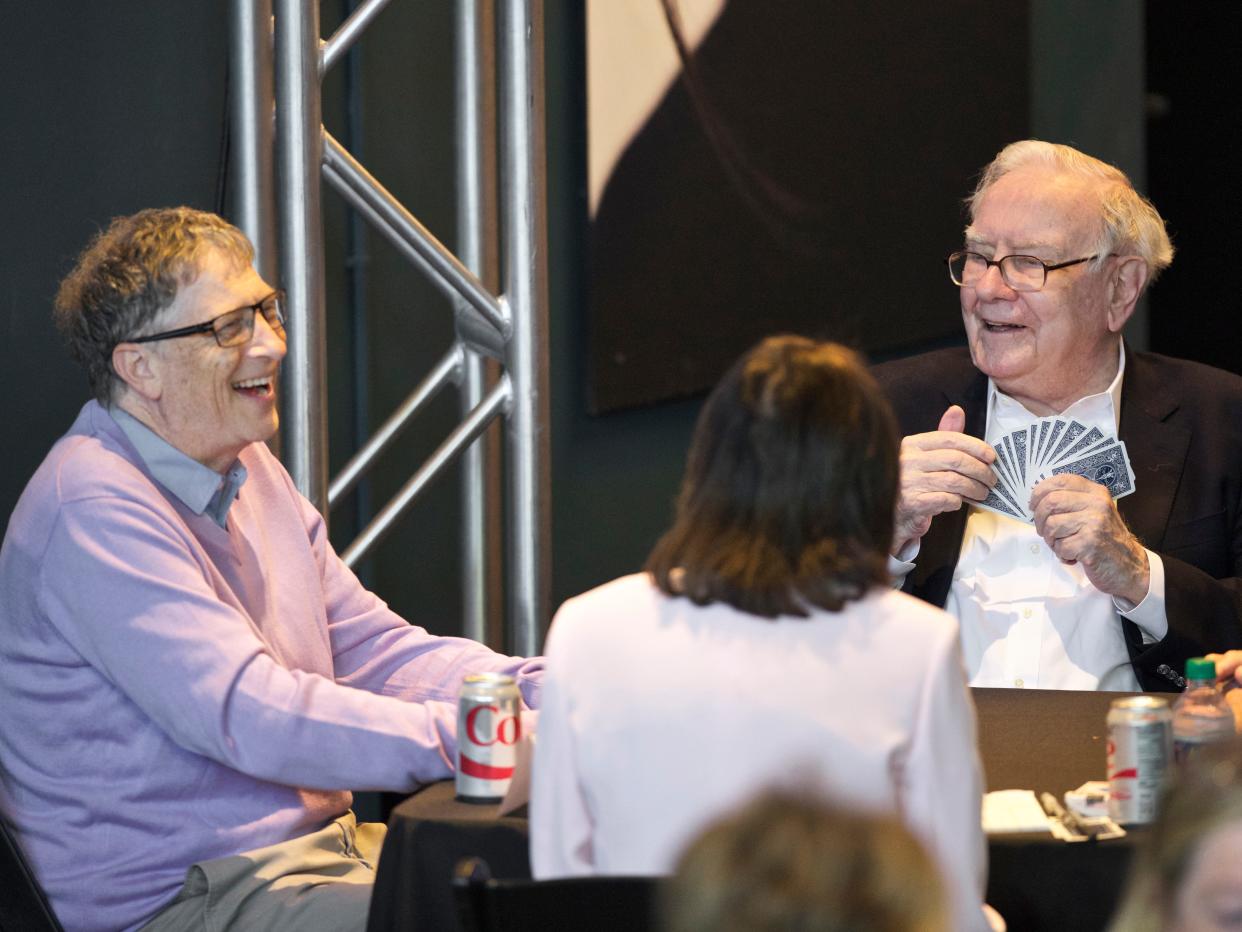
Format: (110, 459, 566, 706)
(874, 140, 1242, 692)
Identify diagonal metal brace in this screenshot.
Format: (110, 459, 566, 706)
(340, 374, 511, 568)
(328, 344, 464, 507)
(321, 130, 510, 347)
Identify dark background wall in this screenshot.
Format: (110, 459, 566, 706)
(1, 3, 228, 557)
(0, 1, 1235, 646)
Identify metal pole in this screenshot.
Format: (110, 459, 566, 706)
(457, 0, 503, 646)
(274, 0, 330, 513)
(321, 0, 392, 75)
(340, 0, 373, 580)
(229, 0, 278, 283)
(341, 379, 512, 568)
(499, 0, 550, 656)
(328, 345, 463, 506)
(322, 132, 509, 341)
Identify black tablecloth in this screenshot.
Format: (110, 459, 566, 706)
(974, 688, 1142, 931)
(368, 783, 530, 932)
(368, 687, 1147, 932)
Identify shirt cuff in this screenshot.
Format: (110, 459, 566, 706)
(1114, 549, 1167, 644)
(888, 539, 920, 589)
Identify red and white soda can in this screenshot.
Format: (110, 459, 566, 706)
(456, 672, 522, 803)
(1107, 695, 1172, 825)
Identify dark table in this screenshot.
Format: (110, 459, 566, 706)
(369, 687, 1150, 932)
(974, 687, 1121, 794)
(974, 688, 1143, 931)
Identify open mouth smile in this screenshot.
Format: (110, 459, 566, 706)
(982, 319, 1025, 333)
(232, 376, 275, 398)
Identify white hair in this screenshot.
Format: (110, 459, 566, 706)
(968, 140, 1174, 290)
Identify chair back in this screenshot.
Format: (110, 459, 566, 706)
(0, 818, 63, 932)
(453, 857, 660, 932)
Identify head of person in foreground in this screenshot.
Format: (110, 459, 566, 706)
(664, 787, 949, 932)
(646, 334, 899, 618)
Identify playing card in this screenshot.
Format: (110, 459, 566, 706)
(977, 484, 1026, 521)
(1038, 419, 1067, 470)
(992, 441, 1020, 492)
(1049, 425, 1105, 467)
(1045, 420, 1086, 465)
(1076, 436, 1118, 460)
(1026, 424, 1040, 491)
(1000, 434, 1025, 493)
(981, 428, 1029, 521)
(977, 417, 1136, 525)
(1011, 430, 1029, 490)
(1051, 441, 1135, 499)
(1033, 420, 1052, 471)
(996, 473, 1028, 514)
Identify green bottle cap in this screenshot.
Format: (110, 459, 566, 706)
(1186, 657, 1217, 680)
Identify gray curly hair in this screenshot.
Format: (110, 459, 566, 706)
(53, 207, 254, 404)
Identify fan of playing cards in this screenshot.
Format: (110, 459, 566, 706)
(978, 418, 1136, 523)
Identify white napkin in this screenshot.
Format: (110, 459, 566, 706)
(982, 789, 1052, 834)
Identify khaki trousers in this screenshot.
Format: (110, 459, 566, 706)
(139, 812, 387, 932)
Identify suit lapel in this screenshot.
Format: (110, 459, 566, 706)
(1117, 351, 1190, 549)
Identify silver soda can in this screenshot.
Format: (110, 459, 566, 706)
(456, 672, 522, 803)
(1107, 696, 1172, 825)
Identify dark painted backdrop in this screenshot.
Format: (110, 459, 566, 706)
(587, 1, 1028, 412)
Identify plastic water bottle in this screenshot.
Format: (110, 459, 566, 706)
(1171, 657, 1235, 765)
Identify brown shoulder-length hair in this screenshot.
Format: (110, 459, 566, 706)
(646, 335, 898, 618)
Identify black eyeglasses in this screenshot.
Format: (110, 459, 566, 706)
(127, 290, 287, 348)
(946, 251, 1098, 292)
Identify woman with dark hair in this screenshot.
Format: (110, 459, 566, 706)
(530, 336, 989, 931)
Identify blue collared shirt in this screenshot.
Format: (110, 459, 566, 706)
(109, 406, 247, 528)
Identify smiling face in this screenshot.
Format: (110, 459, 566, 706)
(960, 167, 1126, 415)
(118, 248, 286, 472)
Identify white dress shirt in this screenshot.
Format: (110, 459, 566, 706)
(531, 574, 990, 932)
(896, 344, 1167, 690)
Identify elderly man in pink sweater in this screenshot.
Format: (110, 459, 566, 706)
(0, 207, 542, 932)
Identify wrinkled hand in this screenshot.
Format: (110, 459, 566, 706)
(1029, 473, 1149, 604)
(1205, 651, 1242, 732)
(1205, 650, 1242, 684)
(893, 405, 996, 554)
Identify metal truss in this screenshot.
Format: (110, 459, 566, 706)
(229, 0, 549, 656)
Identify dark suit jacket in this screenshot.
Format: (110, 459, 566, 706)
(873, 346, 1242, 692)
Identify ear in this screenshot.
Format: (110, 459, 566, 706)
(111, 341, 164, 402)
(1105, 256, 1149, 333)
